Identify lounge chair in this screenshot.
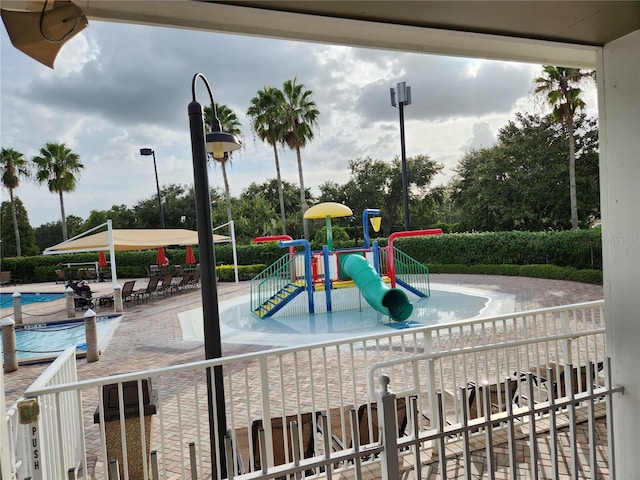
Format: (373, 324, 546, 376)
(85, 268, 98, 282)
(251, 412, 319, 476)
(188, 268, 200, 287)
(522, 361, 604, 401)
(132, 275, 160, 302)
(76, 268, 86, 281)
(97, 293, 114, 309)
(464, 379, 518, 420)
(120, 280, 136, 304)
(99, 267, 112, 282)
(55, 269, 66, 284)
(355, 397, 407, 446)
(174, 272, 193, 292)
(439, 377, 518, 429)
(325, 397, 407, 461)
(156, 274, 174, 295)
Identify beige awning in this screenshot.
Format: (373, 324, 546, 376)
(44, 229, 231, 253)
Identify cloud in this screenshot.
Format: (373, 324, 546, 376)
(1, 18, 575, 228)
(354, 56, 537, 124)
(466, 121, 497, 151)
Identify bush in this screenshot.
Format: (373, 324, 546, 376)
(566, 269, 602, 284)
(396, 229, 602, 269)
(217, 264, 266, 282)
(1, 229, 604, 285)
(467, 264, 521, 276)
(518, 264, 575, 280)
(426, 263, 601, 284)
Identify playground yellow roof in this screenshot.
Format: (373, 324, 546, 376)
(304, 202, 353, 219)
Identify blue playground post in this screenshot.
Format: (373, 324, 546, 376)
(279, 239, 314, 314)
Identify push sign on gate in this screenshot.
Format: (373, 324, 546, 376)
(18, 398, 40, 424)
(18, 399, 43, 478)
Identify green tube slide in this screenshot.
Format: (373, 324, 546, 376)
(340, 254, 413, 322)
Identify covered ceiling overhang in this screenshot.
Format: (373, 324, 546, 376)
(44, 229, 230, 254)
(5, 1, 639, 69)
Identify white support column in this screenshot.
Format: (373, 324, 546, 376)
(597, 28, 640, 479)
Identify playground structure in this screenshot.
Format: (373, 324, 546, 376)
(250, 204, 442, 322)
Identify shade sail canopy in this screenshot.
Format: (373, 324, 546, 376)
(44, 229, 230, 254)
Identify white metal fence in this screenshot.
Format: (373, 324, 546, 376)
(4, 300, 614, 479)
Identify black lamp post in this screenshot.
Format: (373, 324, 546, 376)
(139, 148, 165, 228)
(390, 82, 412, 231)
(188, 73, 241, 479)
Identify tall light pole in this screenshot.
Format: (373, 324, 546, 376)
(390, 82, 412, 231)
(139, 148, 165, 228)
(188, 72, 241, 479)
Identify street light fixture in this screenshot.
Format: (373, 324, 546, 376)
(139, 148, 165, 228)
(390, 82, 412, 231)
(188, 72, 241, 478)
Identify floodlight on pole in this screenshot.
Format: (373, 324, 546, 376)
(188, 72, 240, 479)
(139, 148, 165, 229)
(390, 82, 412, 231)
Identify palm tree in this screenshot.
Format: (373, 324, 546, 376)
(281, 78, 320, 240)
(32, 142, 84, 240)
(0, 148, 31, 256)
(247, 86, 288, 235)
(534, 66, 594, 229)
(204, 103, 243, 226)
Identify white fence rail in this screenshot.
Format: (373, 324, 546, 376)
(9, 300, 610, 479)
(4, 346, 82, 480)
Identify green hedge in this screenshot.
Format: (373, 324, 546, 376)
(427, 263, 602, 284)
(1, 229, 603, 284)
(395, 230, 602, 270)
(217, 264, 266, 282)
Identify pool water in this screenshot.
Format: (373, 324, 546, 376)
(180, 285, 515, 346)
(0, 316, 122, 363)
(0, 292, 65, 309)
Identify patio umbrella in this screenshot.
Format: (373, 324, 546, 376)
(97, 251, 108, 268)
(157, 247, 168, 266)
(185, 245, 196, 265)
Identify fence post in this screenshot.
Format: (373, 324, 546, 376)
(12, 292, 22, 324)
(378, 374, 400, 480)
(560, 310, 572, 365)
(84, 309, 99, 362)
(2, 317, 18, 373)
(66, 287, 76, 318)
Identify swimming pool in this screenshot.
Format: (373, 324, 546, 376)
(0, 315, 122, 363)
(179, 284, 516, 346)
(0, 292, 65, 309)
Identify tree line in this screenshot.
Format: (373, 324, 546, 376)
(1, 67, 599, 258)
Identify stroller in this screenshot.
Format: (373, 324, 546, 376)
(66, 280, 94, 310)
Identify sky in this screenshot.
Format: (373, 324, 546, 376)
(1, 17, 598, 228)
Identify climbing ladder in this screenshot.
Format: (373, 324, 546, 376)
(251, 253, 306, 318)
(253, 283, 305, 318)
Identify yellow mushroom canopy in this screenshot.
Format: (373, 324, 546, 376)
(304, 202, 353, 219)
